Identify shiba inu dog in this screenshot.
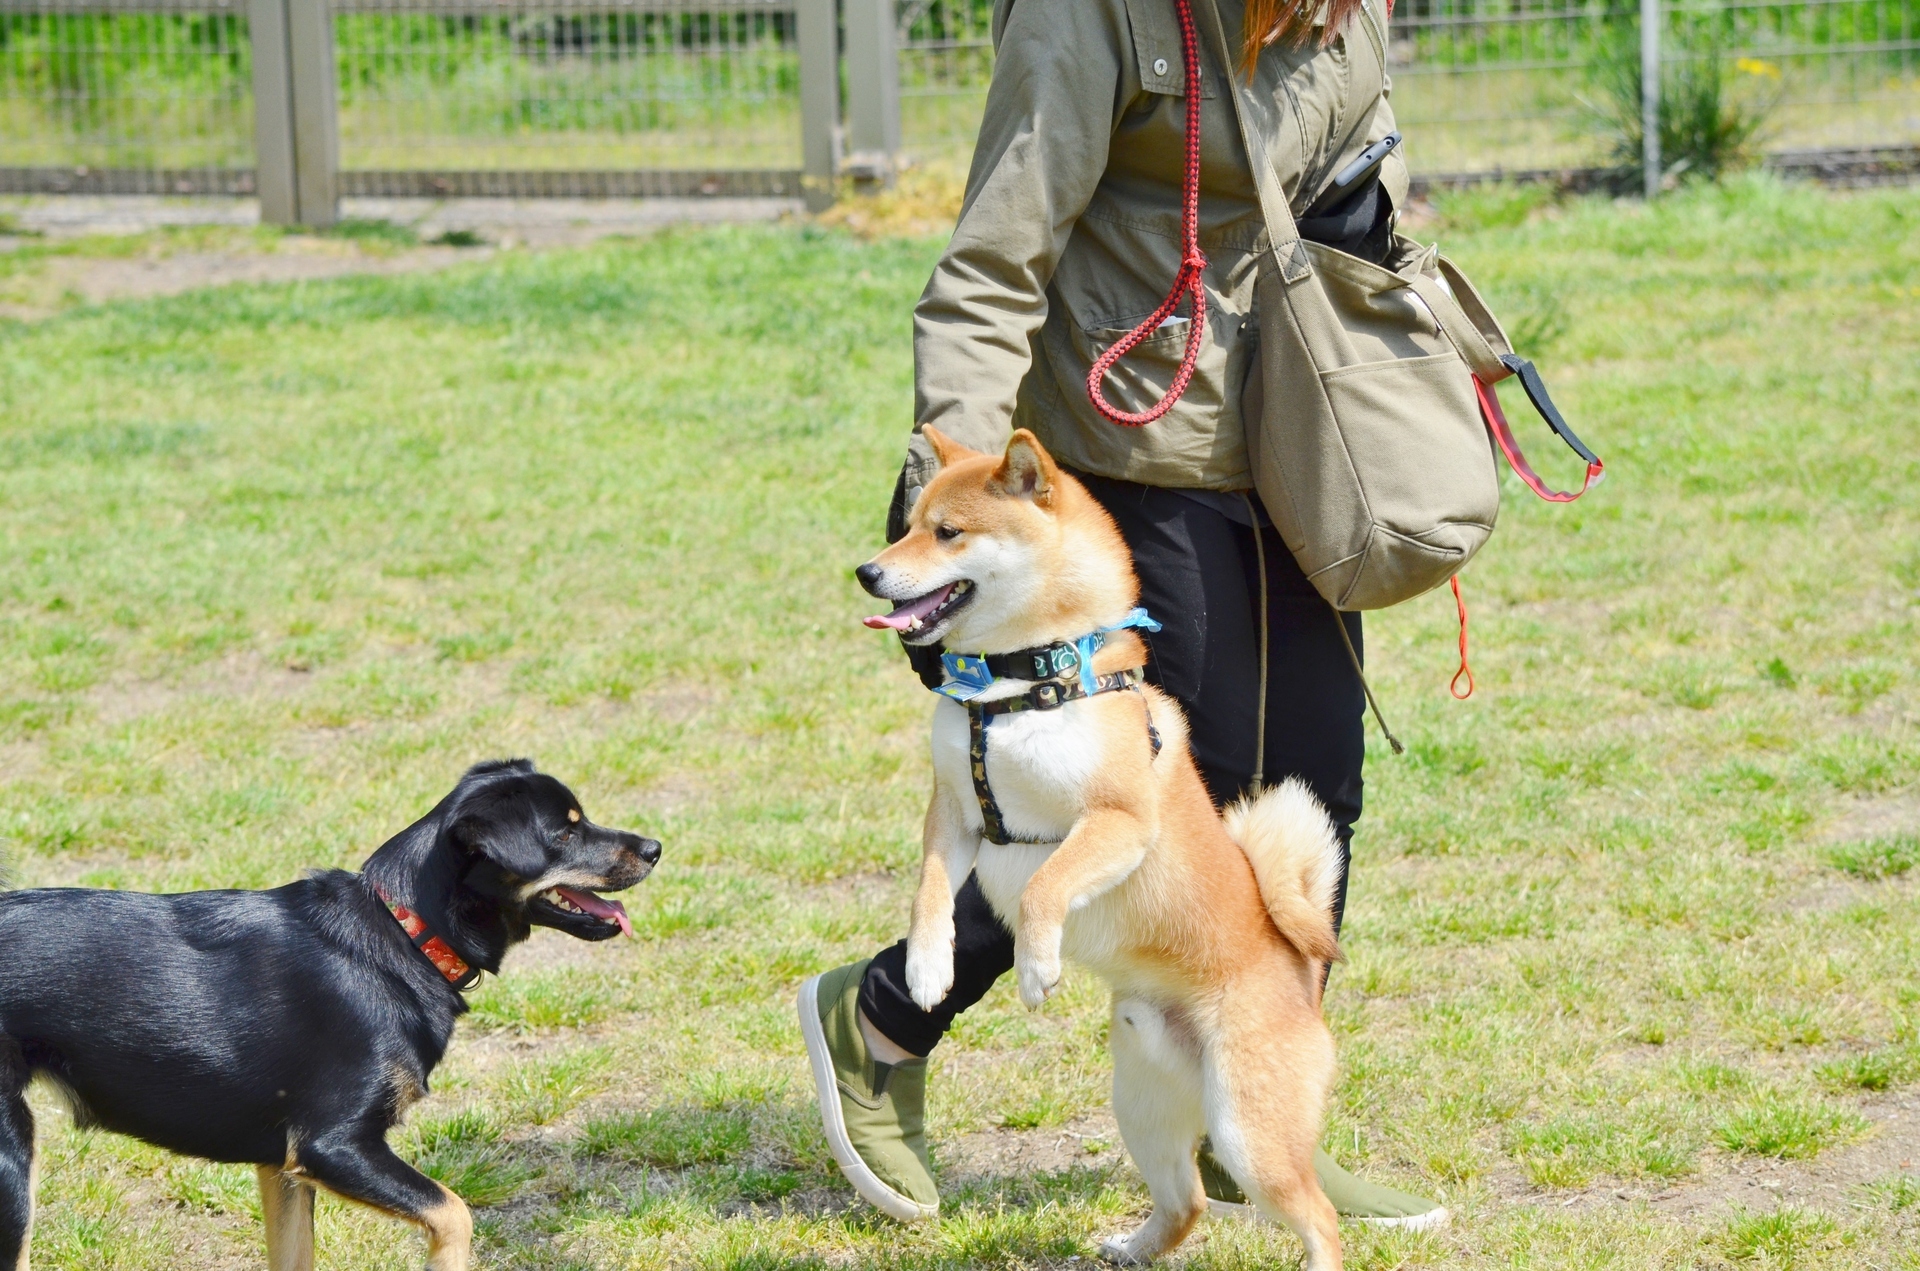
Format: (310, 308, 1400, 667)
(856, 428, 1347, 1269)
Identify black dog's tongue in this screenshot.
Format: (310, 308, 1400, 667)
(553, 886, 632, 937)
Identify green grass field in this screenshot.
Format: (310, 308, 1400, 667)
(1, 175, 1917, 1269)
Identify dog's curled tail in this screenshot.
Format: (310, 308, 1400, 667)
(1223, 777, 1343, 967)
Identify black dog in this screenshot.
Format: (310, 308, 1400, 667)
(0, 759, 658, 1271)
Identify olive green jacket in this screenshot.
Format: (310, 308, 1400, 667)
(905, 0, 1405, 504)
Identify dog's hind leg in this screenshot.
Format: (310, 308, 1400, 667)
(1099, 999, 1206, 1266)
(1201, 995, 1341, 1271)
(257, 1165, 315, 1271)
(0, 1040, 34, 1271)
(296, 1132, 471, 1271)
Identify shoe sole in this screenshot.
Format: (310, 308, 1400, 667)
(796, 974, 938, 1223)
(1208, 1199, 1451, 1232)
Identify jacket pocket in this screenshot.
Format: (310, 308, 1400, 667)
(1073, 301, 1235, 419)
(1123, 0, 1215, 97)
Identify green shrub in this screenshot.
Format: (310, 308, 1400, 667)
(1585, 18, 1778, 186)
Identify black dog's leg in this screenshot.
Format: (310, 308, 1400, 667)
(297, 1132, 471, 1271)
(0, 1041, 33, 1271)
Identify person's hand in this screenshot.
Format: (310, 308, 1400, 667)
(887, 462, 946, 690)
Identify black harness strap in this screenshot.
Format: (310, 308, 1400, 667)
(966, 668, 1161, 846)
(981, 635, 1103, 683)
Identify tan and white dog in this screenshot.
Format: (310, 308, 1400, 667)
(857, 428, 1346, 1269)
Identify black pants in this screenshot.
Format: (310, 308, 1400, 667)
(860, 473, 1366, 1056)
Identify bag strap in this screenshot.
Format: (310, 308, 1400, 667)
(1404, 272, 1507, 381)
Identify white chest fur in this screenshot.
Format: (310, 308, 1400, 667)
(932, 696, 1107, 835)
(931, 694, 1111, 912)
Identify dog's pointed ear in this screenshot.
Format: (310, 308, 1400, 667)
(990, 430, 1058, 506)
(921, 426, 979, 471)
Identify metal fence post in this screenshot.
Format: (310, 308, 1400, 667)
(250, 0, 298, 223)
(288, 0, 339, 226)
(843, 0, 900, 183)
(797, 0, 839, 211)
(1641, 0, 1661, 198)
(249, 0, 337, 226)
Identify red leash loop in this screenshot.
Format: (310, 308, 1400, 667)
(1473, 375, 1604, 503)
(1448, 575, 1473, 699)
(1088, 0, 1208, 427)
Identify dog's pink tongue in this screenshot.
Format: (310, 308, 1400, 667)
(863, 583, 956, 631)
(553, 886, 632, 937)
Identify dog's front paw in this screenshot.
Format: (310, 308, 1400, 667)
(904, 940, 955, 1013)
(1099, 1232, 1153, 1267)
(1015, 948, 1061, 1010)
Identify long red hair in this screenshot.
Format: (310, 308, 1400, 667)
(1240, 0, 1367, 74)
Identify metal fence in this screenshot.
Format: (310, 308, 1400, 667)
(896, 0, 990, 170)
(1, 0, 254, 189)
(332, 0, 802, 174)
(1387, 0, 1920, 176)
(2, 0, 1915, 215)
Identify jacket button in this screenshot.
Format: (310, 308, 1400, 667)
(1153, 57, 1169, 75)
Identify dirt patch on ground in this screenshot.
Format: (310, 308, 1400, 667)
(923, 1091, 1916, 1223)
(938, 1111, 1124, 1185)
(1823, 793, 1920, 844)
(0, 238, 482, 321)
(87, 649, 316, 726)
(1642, 1091, 1920, 1219)
(0, 193, 800, 321)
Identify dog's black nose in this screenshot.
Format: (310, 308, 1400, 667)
(854, 562, 886, 595)
(637, 838, 662, 865)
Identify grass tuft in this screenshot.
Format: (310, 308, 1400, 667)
(1816, 1045, 1920, 1092)
(406, 1110, 541, 1207)
(1719, 1206, 1838, 1265)
(1823, 834, 1920, 880)
(579, 1107, 752, 1167)
(1714, 1099, 1868, 1159)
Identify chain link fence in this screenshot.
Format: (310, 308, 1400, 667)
(333, 0, 801, 174)
(896, 0, 990, 170)
(2, 0, 1915, 203)
(2, 0, 254, 188)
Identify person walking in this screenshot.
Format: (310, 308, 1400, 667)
(800, 0, 1449, 1231)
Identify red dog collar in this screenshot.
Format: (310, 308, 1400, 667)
(373, 884, 478, 990)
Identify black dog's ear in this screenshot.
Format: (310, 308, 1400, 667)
(447, 810, 547, 881)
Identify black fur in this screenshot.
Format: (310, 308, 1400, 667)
(0, 759, 658, 1265)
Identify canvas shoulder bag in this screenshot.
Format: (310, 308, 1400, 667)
(1153, 0, 1603, 610)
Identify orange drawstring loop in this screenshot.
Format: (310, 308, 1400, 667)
(1448, 575, 1473, 699)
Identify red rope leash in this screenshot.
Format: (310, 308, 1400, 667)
(1087, 0, 1208, 426)
(1448, 575, 1473, 699)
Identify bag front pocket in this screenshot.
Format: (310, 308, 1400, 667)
(1314, 351, 1499, 605)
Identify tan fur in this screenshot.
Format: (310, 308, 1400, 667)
(869, 431, 1346, 1269)
(14, 1149, 33, 1271)
(417, 1185, 473, 1271)
(258, 1166, 315, 1271)
(388, 1064, 427, 1120)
